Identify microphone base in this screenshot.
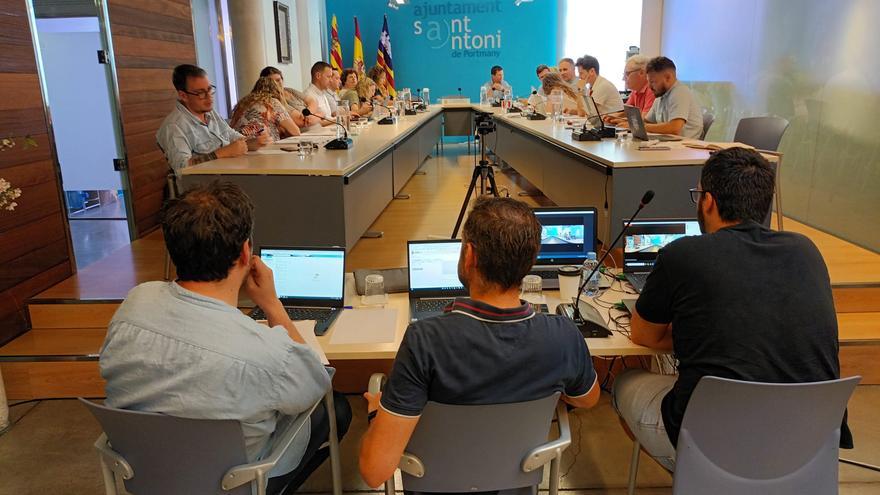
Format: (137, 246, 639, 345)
(324, 137, 353, 150)
(404, 109, 417, 116)
(556, 302, 612, 338)
(377, 116, 395, 125)
(597, 126, 617, 138)
(526, 113, 547, 120)
(572, 129, 603, 141)
(506, 106, 523, 113)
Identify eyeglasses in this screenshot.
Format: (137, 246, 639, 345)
(183, 85, 216, 99)
(623, 68, 641, 79)
(689, 188, 708, 204)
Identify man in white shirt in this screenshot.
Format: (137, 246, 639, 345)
(576, 55, 624, 117)
(304, 61, 336, 127)
(481, 65, 512, 102)
(558, 57, 577, 87)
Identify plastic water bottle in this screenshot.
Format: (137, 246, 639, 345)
(582, 252, 600, 296)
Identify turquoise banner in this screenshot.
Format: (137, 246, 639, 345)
(325, 0, 559, 101)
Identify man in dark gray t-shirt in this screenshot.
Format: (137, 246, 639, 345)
(359, 197, 600, 489)
(612, 148, 849, 472)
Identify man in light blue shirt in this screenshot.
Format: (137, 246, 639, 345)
(156, 64, 270, 174)
(482, 65, 512, 102)
(100, 181, 351, 494)
(641, 56, 704, 139)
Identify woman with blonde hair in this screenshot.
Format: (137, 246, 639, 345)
(541, 72, 587, 116)
(231, 76, 302, 139)
(356, 77, 378, 116)
(367, 65, 390, 100)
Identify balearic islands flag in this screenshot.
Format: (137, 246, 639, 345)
(330, 14, 343, 72)
(377, 15, 395, 97)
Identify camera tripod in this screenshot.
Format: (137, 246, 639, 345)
(451, 118, 499, 238)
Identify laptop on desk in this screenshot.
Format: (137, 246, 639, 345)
(250, 246, 346, 336)
(407, 240, 467, 321)
(530, 207, 598, 289)
(622, 219, 701, 293)
(624, 105, 684, 142)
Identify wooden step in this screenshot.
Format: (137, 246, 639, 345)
(27, 301, 120, 329)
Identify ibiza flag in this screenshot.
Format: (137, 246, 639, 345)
(377, 15, 395, 97)
(330, 14, 343, 72)
(352, 17, 365, 75)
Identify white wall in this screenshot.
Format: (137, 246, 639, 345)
(36, 17, 122, 192)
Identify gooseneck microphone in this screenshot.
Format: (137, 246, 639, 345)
(562, 190, 655, 336)
(301, 108, 352, 150)
(374, 101, 396, 125)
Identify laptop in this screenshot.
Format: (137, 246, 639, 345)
(622, 219, 701, 292)
(250, 246, 346, 336)
(624, 105, 684, 142)
(530, 207, 598, 289)
(407, 240, 467, 321)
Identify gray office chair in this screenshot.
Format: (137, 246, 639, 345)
(734, 116, 789, 152)
(81, 397, 323, 495)
(162, 169, 180, 281)
(369, 374, 571, 495)
(626, 375, 860, 494)
(733, 117, 790, 231)
(700, 111, 714, 140)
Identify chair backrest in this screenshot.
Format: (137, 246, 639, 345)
(733, 116, 790, 151)
(673, 376, 860, 495)
(401, 393, 560, 493)
(700, 112, 714, 140)
(80, 399, 251, 495)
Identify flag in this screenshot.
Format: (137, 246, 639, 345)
(377, 15, 395, 97)
(330, 14, 343, 72)
(352, 17, 365, 75)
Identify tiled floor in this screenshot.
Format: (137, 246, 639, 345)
(1, 387, 878, 494)
(69, 219, 130, 270)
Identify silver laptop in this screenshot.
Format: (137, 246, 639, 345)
(530, 207, 598, 289)
(622, 219, 701, 292)
(251, 246, 346, 335)
(624, 105, 684, 142)
(407, 240, 467, 321)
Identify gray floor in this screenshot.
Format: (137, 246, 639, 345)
(69, 219, 130, 270)
(1, 387, 879, 494)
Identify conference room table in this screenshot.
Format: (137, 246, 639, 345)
(181, 103, 733, 251)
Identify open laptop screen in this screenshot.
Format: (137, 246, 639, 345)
(407, 240, 466, 297)
(623, 219, 701, 272)
(533, 207, 598, 265)
(259, 247, 345, 306)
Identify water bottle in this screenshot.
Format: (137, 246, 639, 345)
(422, 87, 430, 106)
(582, 252, 600, 296)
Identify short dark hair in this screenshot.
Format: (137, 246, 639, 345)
(491, 65, 503, 76)
(310, 61, 332, 79)
(341, 68, 358, 84)
(172, 64, 207, 92)
(646, 56, 676, 74)
(535, 64, 549, 76)
(462, 197, 542, 290)
(701, 147, 775, 224)
(161, 181, 254, 282)
(576, 55, 600, 74)
(259, 66, 282, 79)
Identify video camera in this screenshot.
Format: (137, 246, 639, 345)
(474, 111, 496, 135)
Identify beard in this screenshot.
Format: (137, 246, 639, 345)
(697, 201, 707, 233)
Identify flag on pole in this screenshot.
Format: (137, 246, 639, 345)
(330, 14, 343, 72)
(377, 15, 395, 97)
(352, 17, 365, 75)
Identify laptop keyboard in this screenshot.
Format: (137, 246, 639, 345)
(626, 273, 649, 292)
(250, 306, 334, 322)
(415, 299, 453, 313)
(531, 270, 559, 280)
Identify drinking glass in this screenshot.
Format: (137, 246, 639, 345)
(362, 274, 387, 306)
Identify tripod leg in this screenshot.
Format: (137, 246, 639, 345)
(451, 163, 484, 238)
(486, 166, 500, 197)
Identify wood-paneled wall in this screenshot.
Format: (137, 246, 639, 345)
(0, 0, 74, 344)
(106, 0, 196, 236)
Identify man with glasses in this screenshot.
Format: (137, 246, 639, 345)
(611, 147, 850, 471)
(157, 64, 269, 174)
(604, 54, 655, 125)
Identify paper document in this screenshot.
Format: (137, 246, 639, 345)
(329, 308, 398, 345)
(248, 148, 297, 155)
(293, 320, 330, 365)
(682, 141, 755, 151)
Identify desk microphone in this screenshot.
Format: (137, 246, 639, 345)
(558, 190, 655, 337)
(300, 108, 352, 150)
(457, 87, 462, 97)
(374, 101, 396, 125)
(572, 88, 619, 141)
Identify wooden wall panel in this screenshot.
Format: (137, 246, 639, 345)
(106, 0, 196, 237)
(0, 0, 73, 344)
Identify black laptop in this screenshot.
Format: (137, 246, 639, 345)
(407, 240, 467, 321)
(250, 246, 346, 335)
(622, 219, 701, 292)
(530, 207, 598, 289)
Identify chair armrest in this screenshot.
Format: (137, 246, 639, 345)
(368, 373, 387, 395)
(521, 402, 572, 473)
(399, 452, 425, 478)
(221, 400, 321, 491)
(94, 433, 134, 480)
